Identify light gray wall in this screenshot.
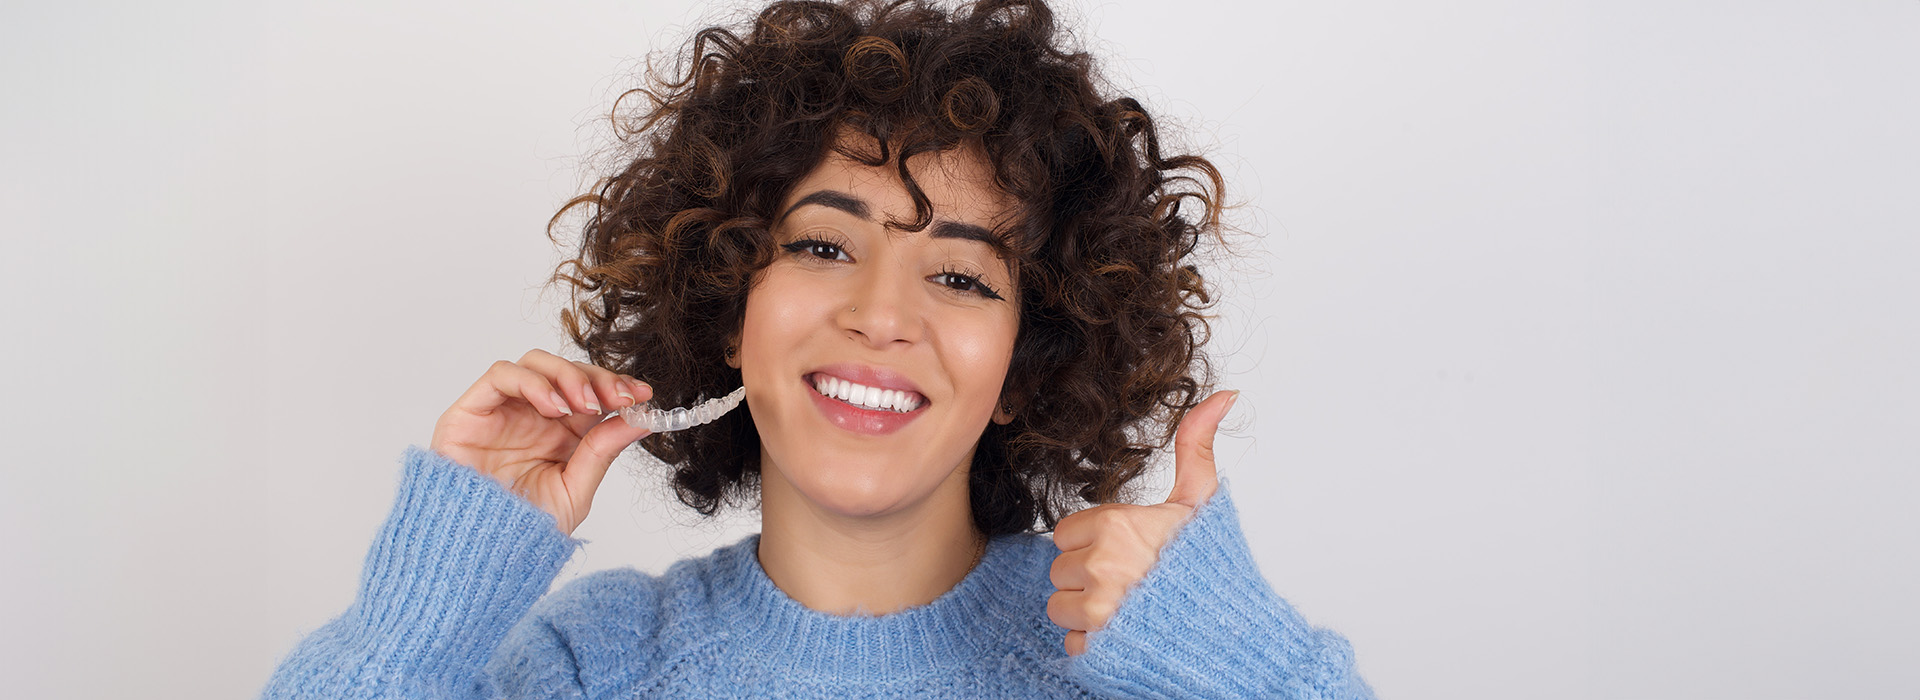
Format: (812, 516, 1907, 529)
(2, 1, 1914, 698)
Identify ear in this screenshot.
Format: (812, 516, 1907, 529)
(992, 398, 1015, 425)
(725, 334, 742, 369)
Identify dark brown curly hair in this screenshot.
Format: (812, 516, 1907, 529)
(550, 0, 1224, 537)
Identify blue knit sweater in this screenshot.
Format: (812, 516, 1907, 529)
(259, 446, 1374, 698)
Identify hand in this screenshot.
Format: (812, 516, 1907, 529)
(1046, 389, 1238, 656)
(429, 349, 654, 536)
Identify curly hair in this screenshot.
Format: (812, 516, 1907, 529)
(550, 0, 1224, 537)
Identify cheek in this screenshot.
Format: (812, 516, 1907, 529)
(940, 311, 1019, 408)
(739, 268, 815, 366)
(736, 310, 781, 402)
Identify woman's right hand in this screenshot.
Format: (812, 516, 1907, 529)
(429, 349, 654, 536)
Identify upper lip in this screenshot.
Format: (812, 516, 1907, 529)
(805, 363, 929, 400)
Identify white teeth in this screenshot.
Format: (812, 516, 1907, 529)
(810, 374, 921, 413)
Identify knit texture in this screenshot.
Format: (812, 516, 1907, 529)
(260, 446, 1375, 699)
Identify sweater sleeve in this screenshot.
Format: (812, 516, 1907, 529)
(1067, 478, 1377, 700)
(258, 446, 588, 700)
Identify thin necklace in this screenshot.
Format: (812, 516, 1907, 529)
(967, 532, 987, 574)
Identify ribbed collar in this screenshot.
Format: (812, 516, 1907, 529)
(708, 532, 1041, 678)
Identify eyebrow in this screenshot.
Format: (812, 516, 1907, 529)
(930, 220, 997, 247)
(779, 188, 1002, 248)
(781, 190, 868, 221)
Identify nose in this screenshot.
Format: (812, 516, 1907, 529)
(840, 258, 923, 349)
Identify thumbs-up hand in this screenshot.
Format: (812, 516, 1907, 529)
(1046, 390, 1239, 657)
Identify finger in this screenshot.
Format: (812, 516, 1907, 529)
(561, 412, 654, 512)
(518, 350, 609, 416)
(1064, 630, 1087, 657)
(1046, 589, 1117, 635)
(592, 373, 654, 437)
(452, 360, 573, 419)
(1049, 545, 1154, 593)
(1049, 547, 1090, 591)
(1164, 389, 1237, 508)
(1052, 503, 1126, 552)
(569, 360, 649, 412)
(614, 373, 654, 409)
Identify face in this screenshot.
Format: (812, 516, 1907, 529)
(735, 135, 1020, 519)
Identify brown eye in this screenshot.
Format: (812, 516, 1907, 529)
(931, 269, 1004, 301)
(934, 272, 978, 291)
(779, 239, 851, 262)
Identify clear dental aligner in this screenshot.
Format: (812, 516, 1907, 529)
(618, 386, 746, 433)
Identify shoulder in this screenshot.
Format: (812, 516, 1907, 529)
(968, 532, 1080, 660)
(499, 539, 752, 694)
(531, 567, 668, 637)
(993, 531, 1068, 590)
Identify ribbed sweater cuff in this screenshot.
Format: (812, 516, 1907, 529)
(1072, 478, 1371, 699)
(344, 446, 581, 677)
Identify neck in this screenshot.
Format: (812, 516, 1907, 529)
(756, 454, 985, 616)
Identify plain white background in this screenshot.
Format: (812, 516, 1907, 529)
(3, 0, 1915, 698)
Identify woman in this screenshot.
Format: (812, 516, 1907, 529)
(261, 0, 1373, 697)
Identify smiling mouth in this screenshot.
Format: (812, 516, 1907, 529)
(806, 373, 926, 413)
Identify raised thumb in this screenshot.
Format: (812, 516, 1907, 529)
(1165, 390, 1237, 508)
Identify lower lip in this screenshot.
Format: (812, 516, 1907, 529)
(804, 376, 926, 436)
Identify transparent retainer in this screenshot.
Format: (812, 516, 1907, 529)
(617, 386, 746, 433)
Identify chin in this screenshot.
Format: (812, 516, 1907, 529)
(780, 452, 936, 519)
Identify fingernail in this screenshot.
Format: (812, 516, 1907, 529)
(1224, 390, 1240, 415)
(583, 385, 602, 414)
(549, 391, 572, 416)
(617, 387, 636, 405)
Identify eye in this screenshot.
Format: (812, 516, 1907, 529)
(931, 268, 1005, 301)
(779, 237, 852, 262)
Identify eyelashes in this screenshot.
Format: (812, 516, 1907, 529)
(779, 236, 1005, 301)
(931, 265, 1005, 301)
(778, 234, 853, 262)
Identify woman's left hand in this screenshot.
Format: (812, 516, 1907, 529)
(1046, 389, 1240, 656)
